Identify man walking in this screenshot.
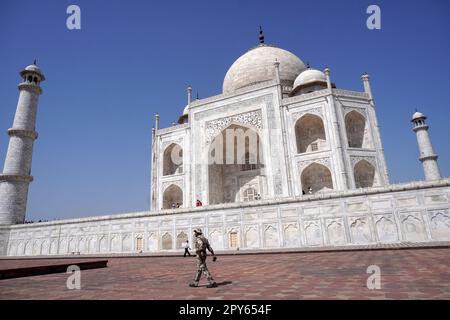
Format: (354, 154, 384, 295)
(183, 240, 191, 257)
(189, 228, 217, 288)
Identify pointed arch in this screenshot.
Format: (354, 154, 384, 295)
(354, 159, 376, 188)
(17, 242, 25, 256)
(208, 123, 265, 205)
(295, 114, 326, 153)
(50, 240, 58, 255)
(284, 224, 300, 247)
(345, 111, 370, 148)
(163, 143, 183, 176)
(244, 226, 259, 248)
(148, 232, 158, 251)
(264, 225, 279, 247)
(8, 242, 18, 256)
(122, 234, 132, 252)
(209, 229, 223, 249)
(162, 184, 183, 209)
(162, 232, 173, 250)
(135, 235, 144, 252)
(25, 241, 33, 255)
(176, 231, 188, 249)
(78, 238, 87, 254)
(40, 240, 50, 255)
(88, 237, 97, 253)
(99, 236, 108, 253)
(32, 241, 41, 255)
(110, 235, 121, 252)
(301, 163, 333, 194)
(228, 229, 240, 249)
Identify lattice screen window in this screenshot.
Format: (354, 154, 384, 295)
(243, 188, 256, 202)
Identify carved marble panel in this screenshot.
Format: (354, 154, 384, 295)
(264, 225, 279, 248)
(291, 106, 324, 123)
(304, 220, 323, 246)
(428, 210, 450, 240)
(244, 226, 259, 248)
(148, 232, 158, 251)
(374, 215, 398, 242)
(326, 218, 347, 245)
(401, 213, 426, 242)
(205, 109, 262, 144)
(283, 223, 301, 247)
(298, 157, 331, 171)
(349, 217, 372, 243)
(209, 229, 224, 249)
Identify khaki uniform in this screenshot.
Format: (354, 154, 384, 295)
(193, 234, 215, 285)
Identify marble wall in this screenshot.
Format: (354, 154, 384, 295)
(2, 179, 450, 257)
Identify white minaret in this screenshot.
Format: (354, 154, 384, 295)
(411, 111, 441, 181)
(0, 62, 45, 225)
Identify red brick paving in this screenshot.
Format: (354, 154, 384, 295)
(0, 248, 449, 299)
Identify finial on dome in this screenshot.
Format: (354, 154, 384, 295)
(258, 26, 265, 44)
(274, 58, 280, 67)
(306, 61, 310, 69)
(33, 59, 37, 65)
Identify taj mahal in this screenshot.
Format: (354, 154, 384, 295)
(1, 31, 450, 257)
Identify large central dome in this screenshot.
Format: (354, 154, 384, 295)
(223, 44, 306, 93)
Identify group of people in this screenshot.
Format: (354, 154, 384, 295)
(302, 187, 313, 195)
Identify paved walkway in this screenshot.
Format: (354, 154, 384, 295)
(0, 247, 449, 299)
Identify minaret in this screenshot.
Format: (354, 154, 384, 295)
(0, 62, 45, 225)
(411, 111, 441, 181)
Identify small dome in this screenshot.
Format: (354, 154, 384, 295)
(412, 111, 426, 121)
(293, 68, 326, 89)
(223, 45, 306, 93)
(25, 64, 41, 73)
(20, 63, 45, 80)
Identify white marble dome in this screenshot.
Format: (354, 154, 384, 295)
(412, 111, 426, 120)
(24, 64, 41, 72)
(223, 44, 306, 93)
(21, 64, 45, 80)
(293, 68, 326, 89)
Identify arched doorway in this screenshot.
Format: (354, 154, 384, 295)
(163, 143, 183, 175)
(345, 111, 370, 148)
(295, 114, 326, 153)
(162, 184, 183, 209)
(301, 163, 333, 194)
(135, 236, 144, 252)
(354, 160, 376, 188)
(208, 124, 265, 204)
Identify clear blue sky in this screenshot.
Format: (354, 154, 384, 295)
(0, 0, 449, 221)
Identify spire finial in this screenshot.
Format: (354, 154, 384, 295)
(306, 61, 310, 68)
(196, 91, 199, 100)
(33, 59, 37, 65)
(258, 26, 265, 44)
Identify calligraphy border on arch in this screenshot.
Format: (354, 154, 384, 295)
(298, 157, 331, 171)
(161, 179, 184, 192)
(161, 137, 184, 150)
(291, 106, 324, 123)
(205, 109, 262, 144)
(350, 155, 377, 168)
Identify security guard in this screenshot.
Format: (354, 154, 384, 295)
(189, 228, 218, 288)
